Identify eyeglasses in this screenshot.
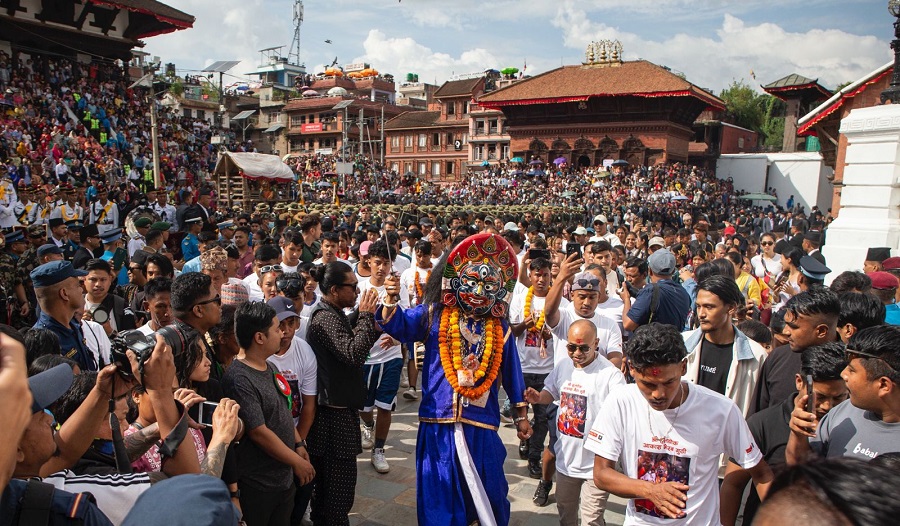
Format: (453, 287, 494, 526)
(566, 343, 592, 354)
(259, 265, 283, 273)
(846, 350, 896, 371)
(760, 241, 774, 246)
(193, 295, 222, 308)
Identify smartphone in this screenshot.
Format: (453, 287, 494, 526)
(198, 401, 219, 427)
(805, 375, 815, 414)
(112, 247, 127, 273)
(566, 243, 582, 259)
(528, 248, 551, 261)
(774, 271, 789, 287)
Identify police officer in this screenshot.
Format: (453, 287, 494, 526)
(89, 185, 119, 234)
(181, 216, 202, 262)
(31, 260, 95, 371)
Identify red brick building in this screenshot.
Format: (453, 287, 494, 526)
(383, 77, 486, 181)
(798, 61, 893, 214)
(477, 53, 724, 167)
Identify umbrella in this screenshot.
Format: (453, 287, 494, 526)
(553, 157, 567, 165)
(500, 67, 519, 75)
(529, 159, 543, 165)
(595, 171, 611, 179)
(561, 191, 576, 198)
(323, 171, 337, 178)
(302, 90, 318, 96)
(481, 160, 490, 167)
(316, 181, 332, 188)
(740, 193, 778, 202)
(510, 157, 524, 163)
(509, 170, 523, 176)
(403, 171, 416, 178)
(671, 195, 689, 201)
(612, 160, 629, 167)
(635, 182, 650, 188)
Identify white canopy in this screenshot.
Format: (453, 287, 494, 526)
(214, 151, 295, 183)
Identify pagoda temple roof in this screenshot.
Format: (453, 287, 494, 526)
(798, 61, 893, 136)
(477, 60, 724, 111)
(762, 73, 831, 101)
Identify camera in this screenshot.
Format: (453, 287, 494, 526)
(110, 325, 190, 381)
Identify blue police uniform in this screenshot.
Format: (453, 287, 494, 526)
(0, 478, 113, 526)
(181, 233, 200, 262)
(30, 261, 96, 371)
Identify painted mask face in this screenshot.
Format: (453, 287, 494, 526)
(454, 262, 504, 316)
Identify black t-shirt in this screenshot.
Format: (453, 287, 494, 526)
(740, 392, 795, 523)
(748, 344, 802, 416)
(697, 338, 734, 395)
(221, 360, 295, 492)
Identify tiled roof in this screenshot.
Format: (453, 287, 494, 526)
(92, 0, 194, 25)
(384, 111, 441, 130)
(478, 61, 723, 110)
(763, 74, 817, 90)
(434, 78, 483, 99)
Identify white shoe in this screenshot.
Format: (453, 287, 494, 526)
(400, 374, 410, 389)
(301, 505, 313, 526)
(372, 447, 390, 473)
(361, 424, 374, 450)
(403, 387, 419, 400)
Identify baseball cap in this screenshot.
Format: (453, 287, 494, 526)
(29, 363, 74, 414)
(593, 214, 607, 224)
(503, 222, 519, 232)
(648, 236, 666, 249)
(267, 296, 300, 321)
(573, 226, 588, 236)
(30, 261, 87, 288)
(360, 241, 372, 257)
(647, 249, 677, 275)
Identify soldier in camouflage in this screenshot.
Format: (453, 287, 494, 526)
(1, 230, 32, 328)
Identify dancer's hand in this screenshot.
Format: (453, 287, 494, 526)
(516, 419, 532, 441)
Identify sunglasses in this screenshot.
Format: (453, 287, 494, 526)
(760, 241, 774, 246)
(566, 343, 592, 354)
(193, 295, 222, 308)
(259, 265, 283, 273)
(846, 350, 896, 371)
(573, 278, 600, 289)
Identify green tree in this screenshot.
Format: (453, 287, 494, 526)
(719, 79, 768, 133)
(761, 96, 786, 150)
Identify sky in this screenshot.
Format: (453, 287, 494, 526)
(143, 0, 895, 95)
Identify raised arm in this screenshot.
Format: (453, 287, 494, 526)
(545, 253, 582, 329)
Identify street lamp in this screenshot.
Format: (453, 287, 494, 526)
(881, 0, 900, 103)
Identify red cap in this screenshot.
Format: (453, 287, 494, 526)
(882, 257, 900, 271)
(867, 271, 899, 290)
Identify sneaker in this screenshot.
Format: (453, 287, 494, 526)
(518, 439, 529, 460)
(361, 424, 374, 450)
(533, 479, 552, 507)
(528, 459, 542, 479)
(403, 387, 419, 400)
(372, 448, 390, 473)
(400, 372, 409, 389)
(499, 399, 513, 423)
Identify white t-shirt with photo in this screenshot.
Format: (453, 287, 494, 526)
(584, 384, 763, 525)
(509, 290, 569, 374)
(399, 265, 433, 308)
(544, 355, 626, 478)
(550, 305, 623, 366)
(357, 279, 409, 364)
(267, 335, 318, 427)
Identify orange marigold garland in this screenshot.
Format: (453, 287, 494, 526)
(523, 286, 546, 332)
(414, 270, 430, 304)
(438, 305, 504, 400)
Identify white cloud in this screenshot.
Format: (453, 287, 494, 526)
(355, 30, 499, 85)
(551, 1, 890, 93)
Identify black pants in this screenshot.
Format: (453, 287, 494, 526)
(290, 478, 314, 525)
(241, 484, 296, 526)
(523, 372, 550, 463)
(309, 454, 357, 526)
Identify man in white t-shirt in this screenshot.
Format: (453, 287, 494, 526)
(585, 323, 773, 525)
(397, 239, 434, 400)
(525, 319, 626, 526)
(510, 257, 564, 479)
(136, 277, 174, 337)
(585, 265, 625, 333)
(266, 296, 318, 521)
(357, 240, 410, 474)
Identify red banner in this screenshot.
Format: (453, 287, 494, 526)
(301, 123, 323, 133)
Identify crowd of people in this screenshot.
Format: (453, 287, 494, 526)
(1, 49, 899, 526)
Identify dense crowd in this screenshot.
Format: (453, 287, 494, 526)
(0, 49, 898, 526)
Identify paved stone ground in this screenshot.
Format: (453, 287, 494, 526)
(348, 390, 628, 525)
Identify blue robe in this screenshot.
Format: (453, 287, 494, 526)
(377, 304, 526, 526)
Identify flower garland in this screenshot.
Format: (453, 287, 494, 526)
(414, 269, 430, 303)
(438, 305, 504, 400)
(523, 286, 546, 332)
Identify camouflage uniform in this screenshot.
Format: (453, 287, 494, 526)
(17, 246, 39, 325)
(0, 251, 19, 326)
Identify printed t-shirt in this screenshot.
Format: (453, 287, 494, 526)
(267, 335, 319, 426)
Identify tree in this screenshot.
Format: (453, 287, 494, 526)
(761, 96, 786, 150)
(719, 79, 768, 133)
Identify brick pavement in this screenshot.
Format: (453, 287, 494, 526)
(348, 392, 628, 525)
